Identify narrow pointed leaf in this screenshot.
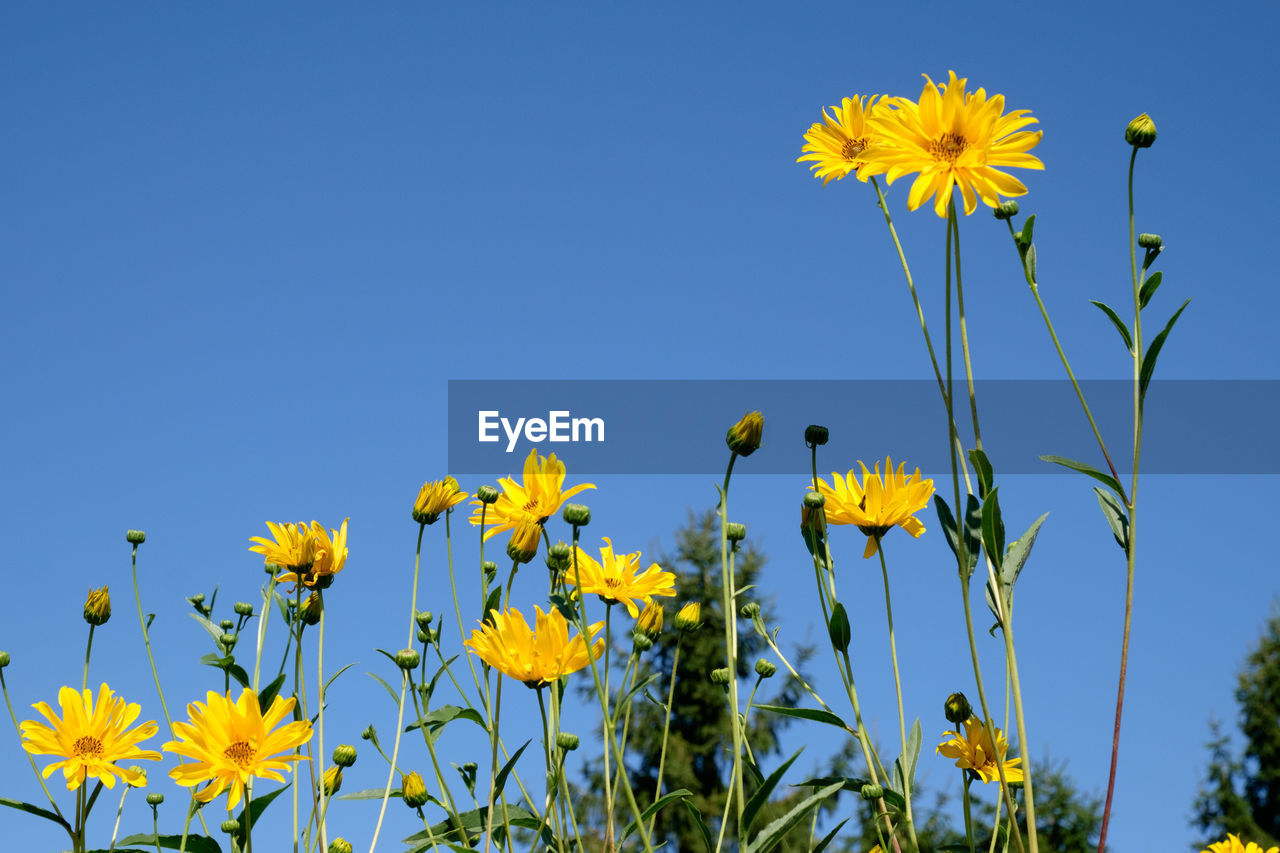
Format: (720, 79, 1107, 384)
(491, 739, 531, 802)
(620, 788, 693, 842)
(256, 672, 288, 709)
(754, 704, 852, 733)
(968, 449, 994, 499)
(934, 495, 981, 575)
(1139, 270, 1163, 309)
(1090, 300, 1134, 352)
(980, 487, 1005, 573)
(1093, 487, 1129, 553)
(743, 749, 804, 833)
(746, 781, 843, 853)
(1039, 454, 1124, 500)
(812, 818, 851, 853)
(1140, 298, 1191, 401)
(682, 799, 716, 853)
(116, 836, 221, 853)
(0, 797, 71, 832)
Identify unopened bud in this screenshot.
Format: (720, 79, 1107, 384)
(804, 424, 829, 446)
(944, 692, 973, 725)
(233, 602, 253, 617)
(631, 632, 653, 651)
(401, 771, 429, 808)
(475, 485, 500, 504)
(1125, 113, 1157, 148)
(320, 765, 343, 796)
(83, 586, 111, 626)
(726, 411, 764, 457)
(415, 611, 434, 629)
(221, 819, 241, 834)
(994, 200, 1020, 220)
(395, 649, 420, 670)
(190, 593, 206, 605)
(506, 520, 542, 564)
(828, 602, 851, 653)
(636, 601, 663, 639)
(301, 593, 323, 626)
(146, 792, 165, 806)
(562, 504, 591, 527)
(674, 602, 702, 632)
(1138, 233, 1163, 250)
(803, 492, 825, 509)
(860, 783, 884, 801)
(329, 840, 354, 853)
(740, 602, 760, 620)
(219, 619, 235, 631)
(0, 651, 9, 667)
(220, 633, 237, 649)
(545, 541, 572, 571)
(754, 659, 776, 678)
(126, 530, 147, 544)
(333, 744, 358, 767)
(264, 561, 279, 575)
(710, 667, 731, 685)
(361, 724, 377, 741)
(556, 732, 579, 751)
(417, 629, 430, 644)
(482, 561, 497, 580)
(725, 522, 747, 542)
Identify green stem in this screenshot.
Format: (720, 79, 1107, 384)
(108, 785, 130, 852)
(152, 802, 162, 853)
(1, 670, 68, 825)
(716, 453, 746, 849)
(962, 775, 975, 853)
(601, 605, 616, 843)
(877, 542, 917, 850)
(951, 207, 982, 449)
(650, 637, 682, 836)
(253, 576, 279, 691)
(130, 543, 174, 735)
(82, 625, 95, 693)
(535, 688, 566, 853)
(316, 590, 328, 852)
(446, 511, 485, 699)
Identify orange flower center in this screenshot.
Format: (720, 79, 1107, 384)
(223, 740, 256, 769)
(929, 132, 969, 163)
(72, 735, 104, 759)
(841, 137, 869, 162)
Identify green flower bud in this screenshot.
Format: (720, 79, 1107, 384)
(944, 691, 973, 725)
(710, 667, 731, 685)
(220, 632, 238, 649)
(329, 839, 354, 853)
(545, 541, 573, 572)
(828, 602, 851, 653)
(1125, 113, 1157, 148)
(219, 619, 235, 631)
(145, 792, 165, 806)
(190, 593, 206, 605)
(361, 724, 377, 741)
(0, 651, 9, 668)
(739, 602, 760, 619)
(415, 610, 434, 629)
(126, 529, 147, 544)
(631, 632, 653, 651)
(333, 744, 358, 767)
(233, 602, 253, 617)
(994, 200, 1020, 220)
(396, 649, 420, 670)
(475, 484, 500, 504)
(556, 732, 580, 751)
(803, 491, 825, 509)
(83, 586, 111, 626)
(264, 561, 280, 575)
(401, 771, 429, 808)
(860, 783, 884, 800)
(804, 424, 829, 446)
(221, 819, 241, 834)
(417, 629, 431, 645)
(1138, 233, 1163, 250)
(725, 522, 747, 542)
(462, 761, 478, 773)
(754, 658, 776, 678)
(562, 503, 591, 527)
(301, 593, 323, 626)
(726, 411, 764, 457)
(482, 561, 498, 582)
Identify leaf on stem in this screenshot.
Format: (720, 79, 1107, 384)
(1139, 298, 1191, 401)
(1139, 270, 1163, 309)
(1094, 487, 1130, 553)
(1039, 455, 1125, 501)
(1090, 300, 1134, 353)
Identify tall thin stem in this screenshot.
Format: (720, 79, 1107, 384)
(876, 542, 917, 850)
(716, 453, 746, 849)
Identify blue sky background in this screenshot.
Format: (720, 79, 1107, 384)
(3, 2, 1277, 851)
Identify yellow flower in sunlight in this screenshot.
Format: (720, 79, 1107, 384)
(636, 601, 664, 639)
(936, 716, 1023, 785)
(797, 95, 883, 185)
(506, 517, 544, 564)
(274, 519, 348, 590)
(815, 458, 935, 558)
(564, 538, 676, 618)
(83, 586, 111, 626)
(20, 684, 160, 791)
(860, 71, 1043, 217)
(464, 606, 604, 688)
(164, 687, 312, 810)
(319, 764, 342, 796)
(249, 521, 316, 571)
(726, 411, 764, 457)
(469, 449, 595, 541)
(1204, 836, 1280, 853)
(413, 476, 469, 525)
(401, 770, 429, 808)
(674, 601, 703, 632)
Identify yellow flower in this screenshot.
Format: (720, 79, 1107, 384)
(20, 684, 160, 791)
(275, 519, 348, 590)
(413, 477, 469, 525)
(636, 601, 664, 640)
(814, 458, 935, 558)
(83, 585, 111, 626)
(860, 71, 1043, 217)
(506, 517, 544, 564)
(249, 521, 316, 571)
(401, 770, 429, 808)
(936, 716, 1023, 785)
(468, 449, 595, 541)
(726, 411, 764, 457)
(1204, 836, 1280, 853)
(164, 687, 313, 810)
(464, 606, 604, 687)
(674, 602, 703, 632)
(319, 764, 342, 796)
(797, 96, 882, 185)
(564, 538, 676, 618)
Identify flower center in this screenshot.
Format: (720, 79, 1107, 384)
(222, 740, 256, 769)
(929, 131, 969, 163)
(72, 735, 104, 759)
(841, 137, 868, 162)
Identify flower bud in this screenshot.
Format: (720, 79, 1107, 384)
(506, 520, 542, 564)
(220, 632, 237, 649)
(475, 484, 500, 504)
(265, 561, 280, 575)
(126, 529, 147, 544)
(301, 593, 323, 626)
(233, 601, 253, 617)
(482, 561, 498, 580)
(828, 602, 851, 653)
(417, 629, 430, 645)
(396, 648, 420, 670)
(401, 771, 429, 808)
(220, 619, 235, 631)
(221, 819, 241, 834)
(860, 783, 884, 800)
(710, 667, 731, 685)
(674, 602, 702, 632)
(994, 200, 1020, 220)
(636, 601, 663, 640)
(413, 476, 466, 525)
(1138, 233, 1163, 250)
(631, 632, 653, 651)
(0, 651, 9, 667)
(1125, 113, 1157, 148)
(739, 601, 760, 620)
(320, 765, 343, 796)
(754, 659, 776, 678)
(562, 503, 591, 527)
(83, 586, 111, 626)
(146, 792, 165, 806)
(726, 411, 764, 457)
(556, 732, 580, 751)
(415, 610, 434, 629)
(190, 593, 206, 605)
(126, 766, 147, 788)
(333, 744, 358, 767)
(361, 724, 377, 741)
(804, 424, 829, 446)
(725, 522, 747, 542)
(944, 692, 973, 725)
(329, 840, 354, 853)
(545, 541, 573, 572)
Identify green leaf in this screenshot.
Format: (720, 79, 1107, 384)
(1001, 513, 1049, 593)
(1140, 298, 1191, 401)
(422, 655, 458, 703)
(743, 749, 804, 834)
(405, 704, 488, 735)
(1039, 454, 1124, 500)
(226, 664, 250, 688)
(1018, 214, 1036, 249)
(812, 819, 850, 853)
(753, 704, 852, 734)
(491, 739, 531, 802)
(403, 804, 540, 850)
(746, 781, 842, 853)
(892, 718, 922, 801)
(366, 671, 401, 705)
(619, 788, 693, 842)
(980, 487, 1005, 573)
(1090, 300, 1134, 352)
(969, 449, 994, 499)
(116, 836, 221, 853)
(0, 796, 71, 832)
(682, 799, 716, 853)
(935, 494, 981, 576)
(324, 662, 356, 693)
(792, 775, 906, 811)
(188, 612, 225, 646)
(618, 672, 661, 710)
(256, 672, 287, 709)
(482, 587, 501, 625)
(1094, 487, 1130, 553)
(1139, 270, 1163, 309)
(827, 602, 850, 653)
(337, 787, 404, 800)
(1024, 244, 1037, 281)
(232, 783, 288, 850)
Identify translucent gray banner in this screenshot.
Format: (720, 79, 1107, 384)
(447, 380, 1279, 475)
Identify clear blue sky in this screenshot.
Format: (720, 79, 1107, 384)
(3, 3, 1277, 851)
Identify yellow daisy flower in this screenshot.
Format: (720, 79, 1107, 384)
(413, 476, 469, 525)
(564, 537, 676, 618)
(249, 521, 317, 571)
(1204, 836, 1280, 853)
(272, 519, 348, 590)
(860, 71, 1043, 217)
(797, 96, 882, 185)
(464, 605, 604, 687)
(936, 716, 1023, 785)
(20, 684, 161, 791)
(468, 449, 595, 541)
(814, 458, 935, 558)
(164, 687, 312, 810)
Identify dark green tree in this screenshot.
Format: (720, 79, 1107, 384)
(1194, 606, 1280, 847)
